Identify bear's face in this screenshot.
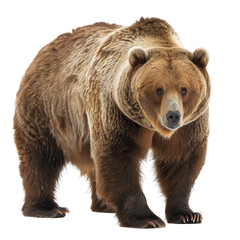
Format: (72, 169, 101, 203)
(128, 47, 209, 137)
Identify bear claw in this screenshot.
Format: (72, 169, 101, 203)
(168, 212, 202, 224)
(179, 213, 202, 224)
(146, 220, 166, 228)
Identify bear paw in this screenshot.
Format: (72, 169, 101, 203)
(23, 206, 69, 218)
(119, 215, 166, 228)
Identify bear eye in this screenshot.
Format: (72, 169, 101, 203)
(156, 88, 164, 96)
(180, 87, 187, 96)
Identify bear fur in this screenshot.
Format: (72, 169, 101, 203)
(14, 17, 210, 228)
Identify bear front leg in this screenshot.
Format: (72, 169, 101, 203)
(93, 150, 165, 228)
(153, 138, 207, 224)
(88, 100, 165, 228)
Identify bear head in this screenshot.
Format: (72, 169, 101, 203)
(117, 46, 210, 138)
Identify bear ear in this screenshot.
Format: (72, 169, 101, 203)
(128, 46, 149, 67)
(192, 48, 209, 68)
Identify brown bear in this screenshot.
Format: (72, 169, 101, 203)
(14, 17, 210, 228)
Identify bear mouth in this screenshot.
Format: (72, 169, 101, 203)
(160, 117, 182, 131)
(164, 125, 180, 130)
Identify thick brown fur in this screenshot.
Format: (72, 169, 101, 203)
(14, 17, 210, 227)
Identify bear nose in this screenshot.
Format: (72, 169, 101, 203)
(166, 110, 181, 127)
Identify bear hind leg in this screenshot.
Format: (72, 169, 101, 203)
(88, 171, 115, 213)
(16, 129, 68, 218)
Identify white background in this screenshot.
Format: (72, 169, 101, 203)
(1, 0, 240, 239)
